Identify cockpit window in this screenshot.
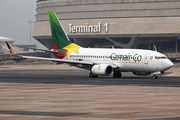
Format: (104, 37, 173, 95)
(161, 57, 166, 59)
(155, 56, 167, 59)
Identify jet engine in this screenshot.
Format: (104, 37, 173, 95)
(132, 72, 151, 76)
(91, 64, 113, 75)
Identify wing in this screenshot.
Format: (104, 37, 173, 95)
(22, 55, 93, 69)
(20, 55, 93, 65)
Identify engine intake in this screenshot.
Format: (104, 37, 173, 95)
(91, 64, 112, 75)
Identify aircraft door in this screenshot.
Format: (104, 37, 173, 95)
(144, 54, 149, 64)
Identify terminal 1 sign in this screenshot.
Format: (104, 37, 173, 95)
(68, 23, 108, 33)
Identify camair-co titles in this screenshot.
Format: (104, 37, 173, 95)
(110, 53, 142, 62)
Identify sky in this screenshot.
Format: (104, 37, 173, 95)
(0, 0, 45, 48)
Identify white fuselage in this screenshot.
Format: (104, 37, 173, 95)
(68, 48, 173, 72)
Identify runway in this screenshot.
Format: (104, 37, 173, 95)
(0, 65, 180, 120)
(0, 69, 180, 87)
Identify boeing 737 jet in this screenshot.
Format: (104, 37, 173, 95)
(6, 10, 173, 79)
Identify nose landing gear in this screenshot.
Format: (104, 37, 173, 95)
(152, 71, 161, 79)
(152, 75, 158, 79)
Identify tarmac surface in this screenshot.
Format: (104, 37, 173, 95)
(0, 64, 180, 120)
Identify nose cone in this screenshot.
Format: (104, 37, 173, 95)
(164, 59, 173, 70)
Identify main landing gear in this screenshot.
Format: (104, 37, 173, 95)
(89, 72, 98, 78)
(113, 71, 122, 78)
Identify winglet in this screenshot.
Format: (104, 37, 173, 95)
(153, 44, 157, 52)
(6, 42, 15, 55)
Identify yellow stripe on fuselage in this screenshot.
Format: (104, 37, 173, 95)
(63, 43, 81, 58)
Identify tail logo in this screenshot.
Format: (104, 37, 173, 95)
(48, 10, 81, 59)
(63, 43, 80, 58)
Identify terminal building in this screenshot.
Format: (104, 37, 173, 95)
(34, 0, 180, 54)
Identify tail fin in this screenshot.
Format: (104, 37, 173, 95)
(153, 44, 157, 52)
(48, 10, 81, 58)
(6, 42, 15, 55)
(48, 10, 72, 49)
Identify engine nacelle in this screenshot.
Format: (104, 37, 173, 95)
(91, 64, 113, 75)
(132, 72, 151, 76)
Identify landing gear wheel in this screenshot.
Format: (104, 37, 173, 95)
(89, 72, 98, 78)
(153, 75, 158, 79)
(113, 72, 122, 78)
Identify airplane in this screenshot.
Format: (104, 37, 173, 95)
(6, 10, 173, 79)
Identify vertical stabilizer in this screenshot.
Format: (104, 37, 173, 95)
(6, 42, 15, 55)
(48, 10, 81, 58)
(48, 10, 72, 49)
(153, 44, 157, 52)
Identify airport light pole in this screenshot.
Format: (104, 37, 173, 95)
(28, 21, 33, 44)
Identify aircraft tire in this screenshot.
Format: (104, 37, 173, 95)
(153, 75, 158, 79)
(89, 72, 98, 78)
(119, 72, 122, 78)
(113, 72, 122, 78)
